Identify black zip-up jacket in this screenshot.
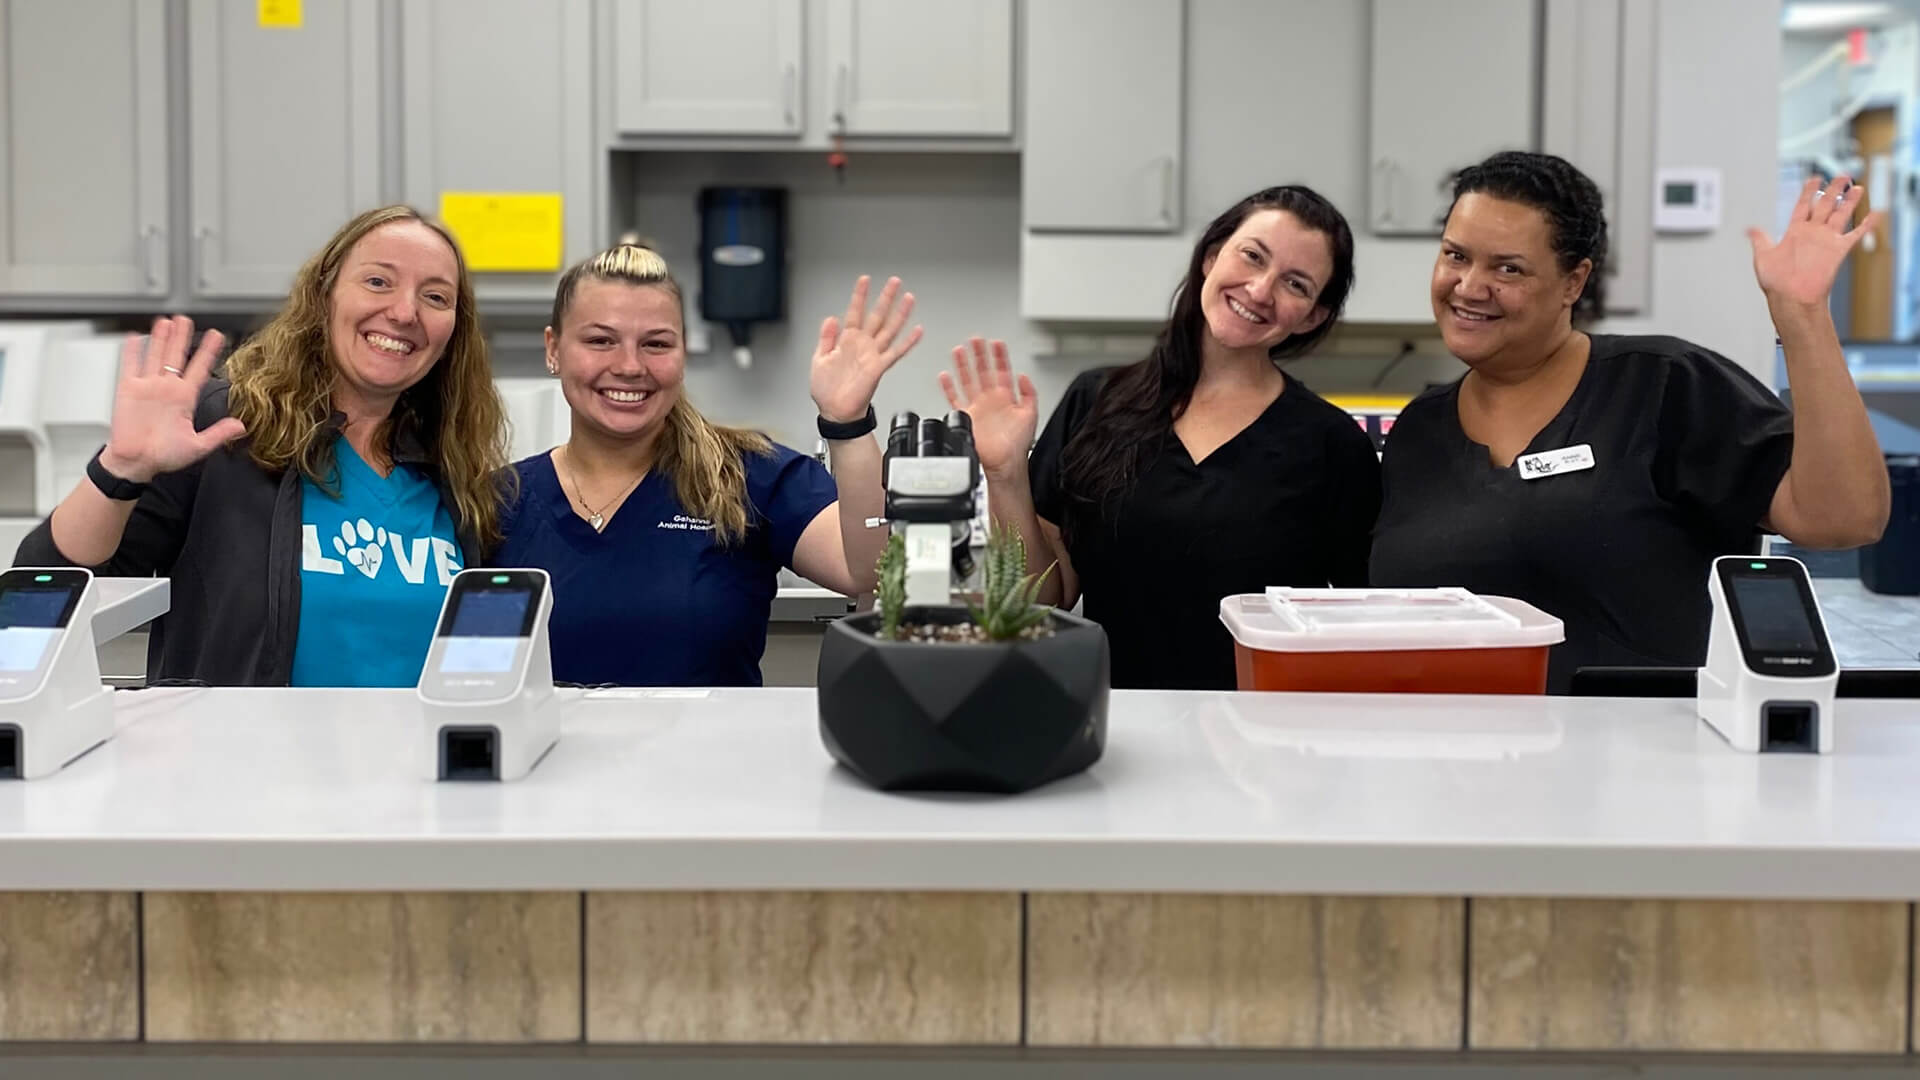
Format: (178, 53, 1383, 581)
(13, 381, 484, 686)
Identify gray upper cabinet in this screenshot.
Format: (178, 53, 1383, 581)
(399, 0, 597, 303)
(1541, 0, 1653, 313)
(187, 0, 384, 297)
(824, 0, 1012, 137)
(612, 0, 805, 136)
(1368, 0, 1537, 235)
(0, 0, 169, 297)
(1023, 0, 1182, 232)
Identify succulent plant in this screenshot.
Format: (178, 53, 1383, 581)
(969, 524, 1054, 641)
(875, 530, 906, 640)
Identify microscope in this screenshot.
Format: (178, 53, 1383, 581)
(882, 411, 980, 605)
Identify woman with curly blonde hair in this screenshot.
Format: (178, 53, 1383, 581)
(16, 205, 510, 687)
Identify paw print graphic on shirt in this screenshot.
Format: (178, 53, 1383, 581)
(333, 518, 387, 579)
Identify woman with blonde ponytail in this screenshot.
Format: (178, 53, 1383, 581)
(496, 244, 917, 686)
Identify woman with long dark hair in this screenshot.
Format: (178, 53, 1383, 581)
(942, 186, 1380, 689)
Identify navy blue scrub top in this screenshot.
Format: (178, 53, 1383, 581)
(1369, 333, 1795, 693)
(494, 446, 838, 687)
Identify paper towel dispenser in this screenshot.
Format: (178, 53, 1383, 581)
(697, 187, 787, 368)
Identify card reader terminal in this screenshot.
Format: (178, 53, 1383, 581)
(417, 569, 558, 780)
(0, 568, 113, 778)
(1699, 556, 1839, 753)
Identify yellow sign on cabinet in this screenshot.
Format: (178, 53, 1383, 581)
(257, 0, 302, 29)
(438, 193, 565, 273)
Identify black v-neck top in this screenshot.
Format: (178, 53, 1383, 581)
(1028, 366, 1383, 690)
(1369, 334, 1795, 692)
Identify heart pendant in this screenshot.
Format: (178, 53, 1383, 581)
(589, 512, 605, 532)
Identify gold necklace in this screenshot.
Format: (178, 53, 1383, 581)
(560, 448, 647, 533)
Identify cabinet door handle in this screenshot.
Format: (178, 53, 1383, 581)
(783, 63, 797, 128)
(835, 62, 850, 125)
(140, 225, 163, 289)
(1374, 158, 1396, 228)
(1157, 155, 1176, 227)
(195, 226, 212, 290)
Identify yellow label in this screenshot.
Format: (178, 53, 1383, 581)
(438, 193, 565, 273)
(1326, 394, 1413, 411)
(257, 0, 302, 28)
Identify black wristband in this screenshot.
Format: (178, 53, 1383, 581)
(87, 447, 149, 501)
(816, 405, 877, 441)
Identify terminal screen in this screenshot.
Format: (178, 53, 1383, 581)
(0, 574, 83, 676)
(0, 586, 79, 630)
(0, 629, 55, 673)
(1718, 560, 1836, 678)
(1729, 575, 1820, 654)
(448, 588, 532, 637)
(436, 583, 536, 675)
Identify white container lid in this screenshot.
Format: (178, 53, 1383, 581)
(1219, 587, 1565, 653)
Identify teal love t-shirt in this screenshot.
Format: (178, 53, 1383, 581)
(290, 438, 464, 687)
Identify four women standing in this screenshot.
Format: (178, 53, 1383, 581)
(16, 154, 1892, 691)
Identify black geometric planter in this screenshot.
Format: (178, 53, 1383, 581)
(817, 605, 1110, 793)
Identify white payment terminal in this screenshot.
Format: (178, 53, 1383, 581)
(417, 568, 558, 781)
(0, 567, 114, 778)
(1698, 556, 1839, 754)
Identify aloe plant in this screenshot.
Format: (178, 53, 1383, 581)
(969, 524, 1054, 641)
(875, 531, 906, 640)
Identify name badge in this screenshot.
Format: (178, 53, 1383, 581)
(1517, 444, 1595, 480)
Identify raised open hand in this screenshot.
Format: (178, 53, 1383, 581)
(1749, 174, 1882, 309)
(809, 275, 924, 424)
(100, 316, 245, 484)
(939, 337, 1037, 477)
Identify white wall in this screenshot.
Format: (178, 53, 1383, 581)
(1600, 0, 1785, 380)
(607, 151, 1040, 452)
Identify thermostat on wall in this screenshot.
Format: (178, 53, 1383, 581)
(1654, 167, 1720, 233)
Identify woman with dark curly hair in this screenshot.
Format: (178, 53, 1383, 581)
(1371, 151, 1890, 691)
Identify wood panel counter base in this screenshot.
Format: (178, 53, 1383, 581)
(1469, 898, 1909, 1053)
(586, 892, 1022, 1045)
(1026, 894, 1465, 1049)
(0, 892, 139, 1041)
(142, 893, 581, 1043)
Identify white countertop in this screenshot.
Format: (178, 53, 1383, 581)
(90, 577, 169, 644)
(5, 687, 1920, 898)
(770, 583, 852, 623)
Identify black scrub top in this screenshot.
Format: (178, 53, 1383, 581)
(1029, 366, 1382, 690)
(1370, 334, 1794, 693)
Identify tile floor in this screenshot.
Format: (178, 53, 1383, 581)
(1810, 578, 1920, 668)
